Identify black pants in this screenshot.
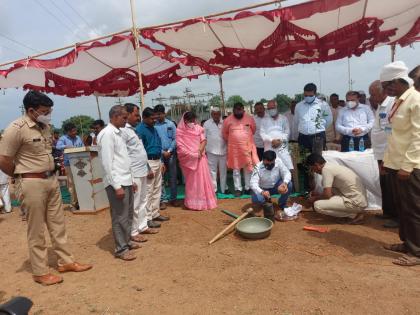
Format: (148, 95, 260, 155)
(378, 161, 398, 219)
(395, 169, 420, 257)
(341, 134, 371, 152)
(298, 132, 326, 154)
(256, 147, 264, 161)
(298, 132, 326, 191)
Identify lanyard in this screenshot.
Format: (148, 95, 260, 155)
(388, 99, 403, 123)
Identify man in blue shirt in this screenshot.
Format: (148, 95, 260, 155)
(294, 83, 333, 153)
(154, 105, 179, 207)
(294, 83, 332, 191)
(56, 122, 84, 210)
(136, 107, 169, 228)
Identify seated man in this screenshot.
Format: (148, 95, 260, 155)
(250, 150, 292, 220)
(306, 153, 367, 224)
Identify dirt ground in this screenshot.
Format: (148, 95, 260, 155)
(1, 198, 420, 315)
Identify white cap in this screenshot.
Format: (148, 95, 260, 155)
(380, 61, 414, 86)
(210, 106, 221, 112)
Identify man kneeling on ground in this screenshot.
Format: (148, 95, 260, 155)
(306, 153, 367, 224)
(250, 150, 292, 221)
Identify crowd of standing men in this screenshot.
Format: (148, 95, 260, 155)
(0, 60, 419, 286)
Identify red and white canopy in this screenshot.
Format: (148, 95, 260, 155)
(1, 0, 419, 97)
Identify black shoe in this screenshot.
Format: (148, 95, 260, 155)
(243, 189, 251, 195)
(154, 215, 170, 222)
(160, 202, 167, 210)
(234, 190, 242, 197)
(147, 220, 161, 228)
(383, 220, 399, 228)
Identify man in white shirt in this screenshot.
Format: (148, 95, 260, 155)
(368, 80, 397, 228)
(122, 103, 158, 243)
(336, 91, 375, 152)
(260, 100, 293, 171)
(253, 102, 266, 161)
(204, 107, 227, 194)
(0, 169, 11, 213)
(250, 150, 292, 220)
(97, 105, 138, 261)
(283, 100, 298, 142)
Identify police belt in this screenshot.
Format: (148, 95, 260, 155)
(15, 171, 56, 179)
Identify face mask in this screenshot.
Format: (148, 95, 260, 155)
(268, 109, 278, 117)
(234, 112, 244, 119)
(35, 111, 52, 125)
(187, 122, 195, 128)
(264, 163, 275, 170)
(346, 101, 357, 109)
(304, 96, 316, 104)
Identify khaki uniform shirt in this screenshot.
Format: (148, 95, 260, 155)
(321, 163, 367, 209)
(383, 87, 420, 172)
(0, 115, 54, 174)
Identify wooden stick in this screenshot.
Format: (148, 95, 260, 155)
(0, 0, 283, 68)
(208, 209, 251, 245)
(130, 0, 146, 110)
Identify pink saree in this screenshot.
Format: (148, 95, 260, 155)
(177, 114, 217, 211)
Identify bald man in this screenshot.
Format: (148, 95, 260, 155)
(369, 80, 397, 228)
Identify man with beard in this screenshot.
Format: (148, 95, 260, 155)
(222, 102, 259, 197)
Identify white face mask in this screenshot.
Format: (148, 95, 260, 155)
(268, 108, 278, 117)
(187, 122, 195, 128)
(304, 96, 316, 104)
(35, 111, 52, 125)
(346, 101, 357, 109)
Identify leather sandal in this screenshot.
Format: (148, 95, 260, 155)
(57, 262, 93, 273)
(33, 274, 63, 286)
(117, 251, 137, 261)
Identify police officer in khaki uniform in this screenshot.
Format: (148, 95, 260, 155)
(0, 91, 92, 286)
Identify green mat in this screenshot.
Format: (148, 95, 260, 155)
(12, 183, 306, 206)
(12, 186, 71, 207)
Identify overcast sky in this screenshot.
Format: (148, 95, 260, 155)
(0, 0, 419, 130)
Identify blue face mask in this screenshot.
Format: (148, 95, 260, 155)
(304, 96, 316, 104)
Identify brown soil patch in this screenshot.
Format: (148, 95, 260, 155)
(1, 199, 419, 315)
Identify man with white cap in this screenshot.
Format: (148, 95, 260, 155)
(204, 107, 227, 194)
(380, 61, 420, 266)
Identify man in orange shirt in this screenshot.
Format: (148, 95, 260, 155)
(222, 102, 259, 197)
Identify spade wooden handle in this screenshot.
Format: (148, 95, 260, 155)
(208, 209, 251, 245)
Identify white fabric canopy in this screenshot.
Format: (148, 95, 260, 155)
(0, 0, 419, 97)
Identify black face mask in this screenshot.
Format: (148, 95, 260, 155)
(233, 112, 244, 119)
(264, 163, 275, 170)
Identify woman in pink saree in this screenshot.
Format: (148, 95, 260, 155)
(177, 112, 217, 210)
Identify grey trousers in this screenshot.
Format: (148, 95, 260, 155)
(106, 185, 134, 257)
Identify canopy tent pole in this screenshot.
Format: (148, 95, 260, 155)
(391, 44, 396, 61)
(95, 95, 102, 120)
(218, 74, 226, 115)
(130, 0, 146, 110)
(347, 57, 353, 91)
